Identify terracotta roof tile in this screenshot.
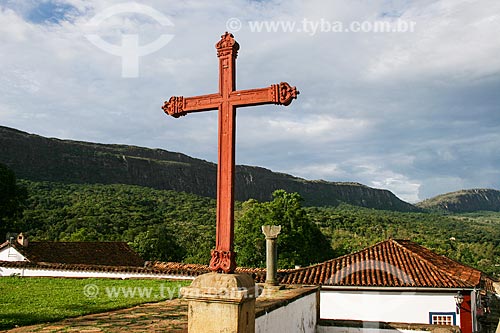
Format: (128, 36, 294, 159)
(0, 260, 270, 281)
(147, 262, 272, 283)
(280, 239, 495, 290)
(0, 261, 149, 273)
(1, 241, 144, 267)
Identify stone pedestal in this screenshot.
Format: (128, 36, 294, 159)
(181, 272, 257, 333)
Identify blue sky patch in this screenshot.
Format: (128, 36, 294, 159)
(25, 1, 78, 24)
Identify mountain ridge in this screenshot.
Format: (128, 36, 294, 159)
(0, 125, 418, 211)
(417, 188, 500, 213)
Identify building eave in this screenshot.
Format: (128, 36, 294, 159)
(319, 285, 477, 292)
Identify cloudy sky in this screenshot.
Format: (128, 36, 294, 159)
(1, 0, 499, 203)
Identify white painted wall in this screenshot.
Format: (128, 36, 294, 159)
(0, 265, 196, 280)
(320, 290, 460, 326)
(317, 326, 428, 333)
(0, 246, 26, 261)
(256, 292, 317, 333)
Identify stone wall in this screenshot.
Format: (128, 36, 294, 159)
(255, 287, 318, 333)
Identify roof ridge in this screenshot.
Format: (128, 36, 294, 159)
(392, 239, 479, 286)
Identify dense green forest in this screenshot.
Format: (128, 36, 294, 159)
(308, 205, 500, 277)
(16, 180, 217, 264)
(0, 164, 27, 240)
(5, 180, 500, 277)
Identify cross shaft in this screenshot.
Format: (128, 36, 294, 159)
(162, 32, 298, 273)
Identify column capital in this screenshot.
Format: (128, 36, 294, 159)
(261, 225, 281, 239)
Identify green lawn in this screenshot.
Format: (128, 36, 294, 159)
(0, 277, 190, 330)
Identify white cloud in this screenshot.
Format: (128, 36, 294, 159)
(367, 0, 500, 80)
(1, 0, 499, 202)
(371, 174, 421, 204)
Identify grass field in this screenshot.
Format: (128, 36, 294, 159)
(0, 277, 190, 330)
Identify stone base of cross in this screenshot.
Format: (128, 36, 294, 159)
(162, 32, 298, 273)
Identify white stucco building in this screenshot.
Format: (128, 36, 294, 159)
(281, 239, 497, 333)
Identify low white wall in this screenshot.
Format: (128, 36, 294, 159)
(321, 290, 459, 326)
(0, 266, 195, 280)
(256, 291, 317, 333)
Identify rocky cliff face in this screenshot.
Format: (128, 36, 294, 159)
(417, 189, 500, 213)
(0, 126, 418, 211)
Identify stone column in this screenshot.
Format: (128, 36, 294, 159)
(261, 225, 281, 286)
(181, 272, 257, 333)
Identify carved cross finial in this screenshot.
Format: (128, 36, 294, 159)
(216, 32, 240, 58)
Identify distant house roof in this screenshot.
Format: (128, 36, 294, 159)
(0, 260, 269, 281)
(148, 261, 271, 283)
(280, 239, 495, 291)
(0, 240, 144, 267)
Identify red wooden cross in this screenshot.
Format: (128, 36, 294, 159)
(162, 32, 299, 273)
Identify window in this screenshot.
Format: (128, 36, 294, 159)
(429, 312, 456, 326)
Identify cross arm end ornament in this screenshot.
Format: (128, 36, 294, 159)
(162, 96, 186, 118)
(273, 82, 299, 106)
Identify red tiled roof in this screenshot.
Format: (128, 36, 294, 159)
(0, 241, 144, 267)
(147, 261, 210, 276)
(280, 239, 495, 290)
(0, 260, 151, 273)
(0, 260, 268, 281)
(148, 261, 271, 283)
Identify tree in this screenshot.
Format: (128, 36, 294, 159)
(60, 227, 99, 241)
(0, 163, 28, 241)
(130, 224, 186, 262)
(235, 190, 335, 268)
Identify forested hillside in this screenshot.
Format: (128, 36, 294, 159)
(11, 180, 500, 277)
